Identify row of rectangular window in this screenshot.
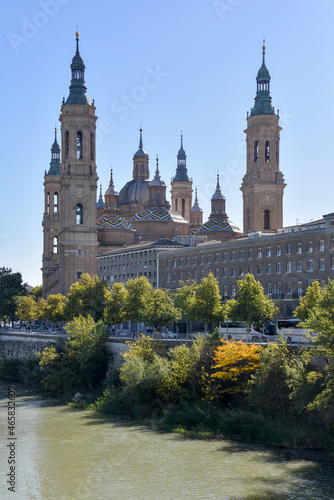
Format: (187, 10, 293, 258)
(165, 240, 333, 268)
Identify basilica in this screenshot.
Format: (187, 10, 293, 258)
(42, 34, 286, 298)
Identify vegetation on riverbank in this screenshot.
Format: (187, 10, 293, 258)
(1, 274, 334, 457)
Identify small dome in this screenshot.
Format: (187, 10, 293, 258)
(118, 179, 150, 206)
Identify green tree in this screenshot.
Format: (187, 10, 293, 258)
(226, 274, 277, 330)
(145, 288, 181, 331)
(0, 267, 27, 324)
(15, 295, 38, 323)
(192, 273, 223, 333)
(124, 277, 153, 332)
(294, 280, 322, 321)
(158, 338, 205, 403)
(174, 280, 198, 335)
(38, 316, 108, 392)
(64, 273, 108, 322)
(247, 340, 297, 419)
(30, 285, 43, 300)
(298, 279, 334, 426)
(104, 283, 128, 334)
(40, 294, 66, 323)
(119, 335, 170, 416)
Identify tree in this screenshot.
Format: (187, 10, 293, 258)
(15, 295, 38, 323)
(210, 341, 260, 397)
(0, 267, 27, 324)
(144, 288, 181, 331)
(119, 335, 170, 416)
(192, 273, 223, 333)
(226, 274, 277, 330)
(247, 340, 297, 419)
(104, 283, 128, 334)
(174, 280, 198, 335)
(64, 273, 108, 322)
(30, 285, 43, 300)
(297, 279, 334, 425)
(294, 280, 322, 321)
(158, 337, 205, 403)
(40, 294, 66, 323)
(124, 277, 153, 331)
(38, 316, 108, 392)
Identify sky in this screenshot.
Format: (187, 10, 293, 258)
(1, 0, 334, 287)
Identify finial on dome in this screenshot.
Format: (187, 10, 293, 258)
(139, 125, 143, 149)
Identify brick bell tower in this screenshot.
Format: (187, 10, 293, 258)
(57, 32, 99, 296)
(171, 134, 193, 220)
(241, 42, 286, 234)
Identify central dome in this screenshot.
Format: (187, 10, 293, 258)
(118, 178, 150, 205)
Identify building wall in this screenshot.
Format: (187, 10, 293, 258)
(158, 222, 334, 318)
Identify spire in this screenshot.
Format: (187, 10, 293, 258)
(65, 31, 91, 105)
(190, 187, 202, 213)
(133, 126, 149, 158)
(173, 132, 190, 182)
(97, 184, 105, 208)
(211, 173, 225, 200)
(150, 155, 166, 186)
(105, 168, 119, 196)
(46, 127, 61, 175)
(250, 41, 275, 117)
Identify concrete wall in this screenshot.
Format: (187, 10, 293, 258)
(0, 334, 129, 371)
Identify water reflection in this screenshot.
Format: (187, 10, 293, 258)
(0, 381, 333, 500)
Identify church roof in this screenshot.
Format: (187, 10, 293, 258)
(131, 208, 188, 224)
(149, 157, 166, 187)
(46, 128, 61, 176)
(197, 219, 242, 233)
(96, 215, 134, 231)
(190, 187, 202, 213)
(118, 178, 150, 205)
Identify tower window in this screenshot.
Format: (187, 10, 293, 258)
(46, 192, 50, 214)
(65, 131, 69, 159)
(54, 192, 58, 213)
(264, 209, 270, 229)
(265, 141, 270, 162)
(182, 199, 185, 218)
(53, 236, 58, 254)
(76, 204, 83, 225)
(254, 141, 259, 162)
(77, 131, 83, 159)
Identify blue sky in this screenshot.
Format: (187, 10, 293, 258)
(2, 0, 334, 287)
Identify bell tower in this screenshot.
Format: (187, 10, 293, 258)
(57, 32, 99, 296)
(42, 128, 61, 297)
(241, 42, 286, 234)
(171, 133, 193, 220)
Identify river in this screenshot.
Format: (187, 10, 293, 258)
(0, 380, 334, 500)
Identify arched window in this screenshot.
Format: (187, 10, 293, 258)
(65, 131, 69, 159)
(46, 192, 50, 214)
(254, 141, 259, 162)
(53, 236, 58, 254)
(264, 209, 270, 230)
(76, 204, 83, 225)
(157, 192, 160, 204)
(182, 199, 185, 218)
(54, 192, 58, 213)
(140, 164, 144, 173)
(77, 131, 82, 159)
(135, 164, 138, 173)
(265, 141, 270, 162)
